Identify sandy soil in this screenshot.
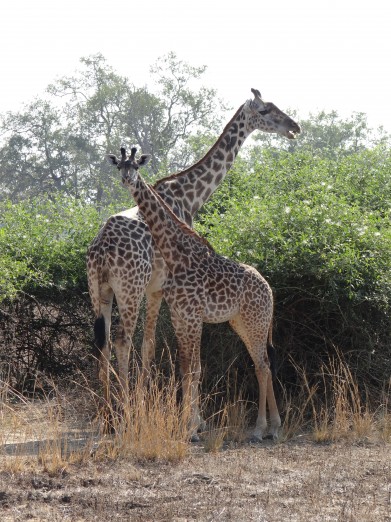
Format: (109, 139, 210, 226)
(1, 436, 390, 521)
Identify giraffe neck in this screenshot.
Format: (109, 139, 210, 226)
(127, 173, 209, 272)
(153, 104, 251, 216)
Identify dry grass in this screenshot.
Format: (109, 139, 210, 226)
(1, 354, 390, 465)
(95, 369, 190, 463)
(299, 354, 389, 444)
(1, 365, 193, 471)
(201, 379, 250, 452)
(0, 356, 390, 520)
(0, 377, 97, 475)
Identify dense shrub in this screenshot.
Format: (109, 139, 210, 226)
(0, 195, 106, 300)
(0, 291, 93, 389)
(1, 148, 390, 397)
(197, 148, 391, 391)
(0, 196, 106, 386)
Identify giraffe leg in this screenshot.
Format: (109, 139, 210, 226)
(266, 374, 281, 439)
(98, 341, 114, 432)
(171, 310, 204, 441)
(94, 286, 114, 431)
(179, 346, 203, 441)
(94, 288, 113, 401)
(230, 313, 280, 441)
(98, 340, 111, 406)
(141, 289, 163, 383)
(113, 294, 144, 406)
(252, 363, 272, 441)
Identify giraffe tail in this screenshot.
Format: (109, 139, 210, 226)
(93, 315, 106, 358)
(267, 325, 277, 380)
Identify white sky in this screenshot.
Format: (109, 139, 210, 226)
(0, 0, 390, 131)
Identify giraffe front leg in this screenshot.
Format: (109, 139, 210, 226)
(171, 311, 204, 442)
(141, 289, 163, 384)
(179, 349, 203, 442)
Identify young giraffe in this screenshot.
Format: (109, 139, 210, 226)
(107, 146, 281, 442)
(88, 88, 300, 407)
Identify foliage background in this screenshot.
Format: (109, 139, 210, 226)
(0, 54, 390, 401)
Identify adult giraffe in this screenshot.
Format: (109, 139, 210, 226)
(108, 146, 280, 441)
(87, 88, 300, 405)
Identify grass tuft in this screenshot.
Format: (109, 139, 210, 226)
(1, 350, 390, 476)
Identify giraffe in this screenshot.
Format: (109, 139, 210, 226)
(87, 88, 300, 407)
(107, 146, 280, 442)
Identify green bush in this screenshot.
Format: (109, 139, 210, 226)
(0, 195, 104, 300)
(0, 196, 106, 386)
(1, 147, 390, 394)
(197, 147, 391, 389)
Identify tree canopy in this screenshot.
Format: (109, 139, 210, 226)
(0, 53, 226, 206)
(1, 53, 389, 207)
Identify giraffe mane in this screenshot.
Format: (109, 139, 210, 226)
(148, 184, 215, 252)
(153, 103, 245, 189)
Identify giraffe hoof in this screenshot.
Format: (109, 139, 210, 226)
(190, 433, 200, 443)
(247, 435, 263, 444)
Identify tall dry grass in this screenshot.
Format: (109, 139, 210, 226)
(282, 352, 391, 444)
(201, 388, 250, 452)
(1, 350, 390, 476)
(0, 375, 97, 475)
(0, 363, 191, 473)
(96, 368, 190, 462)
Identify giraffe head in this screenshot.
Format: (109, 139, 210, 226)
(243, 88, 300, 139)
(106, 147, 151, 185)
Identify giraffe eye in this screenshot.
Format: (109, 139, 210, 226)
(260, 109, 270, 116)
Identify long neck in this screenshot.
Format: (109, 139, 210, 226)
(153, 104, 251, 216)
(127, 174, 210, 272)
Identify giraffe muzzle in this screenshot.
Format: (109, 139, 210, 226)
(285, 121, 301, 140)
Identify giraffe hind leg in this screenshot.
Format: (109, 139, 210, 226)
(113, 292, 145, 405)
(229, 314, 280, 441)
(91, 285, 115, 430)
(94, 313, 111, 406)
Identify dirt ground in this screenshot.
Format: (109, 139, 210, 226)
(0, 436, 390, 522)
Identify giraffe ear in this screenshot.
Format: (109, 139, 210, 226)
(244, 94, 267, 113)
(138, 154, 151, 167)
(106, 154, 119, 166)
(251, 88, 262, 99)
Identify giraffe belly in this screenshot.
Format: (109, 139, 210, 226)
(203, 297, 240, 324)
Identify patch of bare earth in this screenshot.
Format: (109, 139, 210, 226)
(1, 369, 390, 522)
(0, 438, 390, 521)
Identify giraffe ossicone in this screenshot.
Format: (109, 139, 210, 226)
(87, 88, 300, 411)
(106, 146, 281, 442)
